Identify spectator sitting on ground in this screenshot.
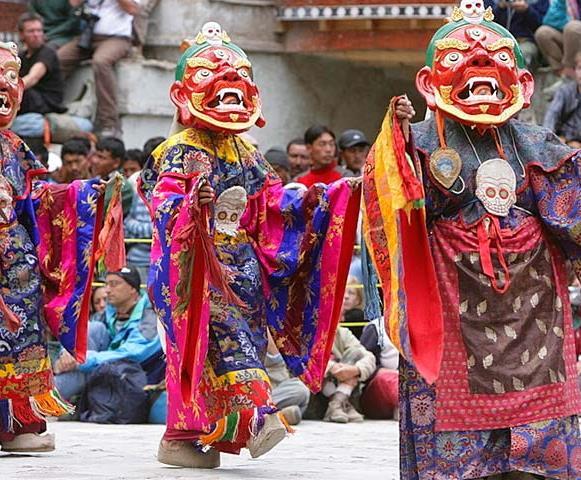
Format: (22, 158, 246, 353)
(53, 266, 163, 404)
(91, 285, 107, 314)
(29, 0, 81, 49)
(265, 146, 291, 185)
(487, 0, 549, 68)
(359, 318, 399, 420)
(123, 148, 145, 178)
(51, 137, 91, 183)
(17, 12, 66, 116)
(91, 136, 134, 216)
(265, 331, 310, 426)
(58, 0, 140, 138)
(543, 51, 581, 147)
(338, 129, 370, 176)
(307, 278, 375, 423)
(296, 125, 353, 187)
(534, 0, 581, 82)
(286, 137, 310, 179)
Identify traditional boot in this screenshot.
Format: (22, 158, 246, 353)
(1, 433, 55, 453)
(247, 413, 287, 458)
(323, 392, 349, 423)
(280, 405, 302, 426)
(343, 400, 364, 423)
(157, 439, 220, 468)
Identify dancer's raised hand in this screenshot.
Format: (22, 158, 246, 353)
(198, 182, 215, 206)
(394, 95, 416, 142)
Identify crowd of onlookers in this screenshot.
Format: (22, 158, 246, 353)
(6, 0, 581, 426)
(14, 0, 158, 140)
(37, 123, 399, 427)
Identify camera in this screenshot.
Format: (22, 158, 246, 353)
(76, 3, 100, 51)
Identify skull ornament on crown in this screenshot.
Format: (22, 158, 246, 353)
(416, 4, 534, 129)
(171, 22, 265, 134)
(201, 22, 225, 47)
(0, 42, 23, 131)
(459, 0, 486, 24)
(475, 158, 517, 217)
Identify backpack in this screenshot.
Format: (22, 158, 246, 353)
(79, 360, 149, 424)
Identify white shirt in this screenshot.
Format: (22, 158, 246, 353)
(88, 0, 139, 38)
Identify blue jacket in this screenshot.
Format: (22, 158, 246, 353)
(79, 294, 161, 373)
(490, 0, 549, 40)
(542, 0, 570, 31)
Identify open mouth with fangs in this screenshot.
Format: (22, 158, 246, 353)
(0, 93, 11, 115)
(207, 88, 247, 112)
(457, 77, 506, 103)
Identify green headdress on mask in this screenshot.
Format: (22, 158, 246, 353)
(425, 7, 526, 69)
(175, 22, 248, 81)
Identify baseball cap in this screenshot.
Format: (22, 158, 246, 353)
(338, 129, 370, 150)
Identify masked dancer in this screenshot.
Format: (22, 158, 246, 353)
(363, 3, 580, 478)
(139, 23, 361, 468)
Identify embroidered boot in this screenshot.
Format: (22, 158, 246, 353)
(1, 432, 55, 453)
(247, 413, 287, 458)
(157, 439, 220, 468)
(323, 392, 349, 423)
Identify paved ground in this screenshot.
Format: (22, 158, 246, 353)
(1, 420, 400, 480)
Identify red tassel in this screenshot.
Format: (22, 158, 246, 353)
(0, 293, 20, 332)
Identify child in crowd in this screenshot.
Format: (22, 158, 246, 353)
(315, 277, 376, 423)
(91, 286, 106, 314)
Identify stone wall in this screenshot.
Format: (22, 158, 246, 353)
(248, 53, 421, 150)
(65, 52, 420, 150)
(145, 0, 282, 59)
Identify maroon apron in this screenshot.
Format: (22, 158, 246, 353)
(430, 214, 581, 431)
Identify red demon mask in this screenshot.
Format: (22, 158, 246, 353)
(170, 23, 265, 134)
(416, 13, 534, 129)
(0, 43, 23, 131)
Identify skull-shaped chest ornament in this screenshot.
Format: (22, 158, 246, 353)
(0, 174, 14, 223)
(475, 158, 516, 217)
(214, 186, 247, 236)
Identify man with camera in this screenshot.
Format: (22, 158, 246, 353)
(58, 0, 140, 139)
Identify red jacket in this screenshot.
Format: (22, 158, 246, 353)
(296, 163, 345, 188)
